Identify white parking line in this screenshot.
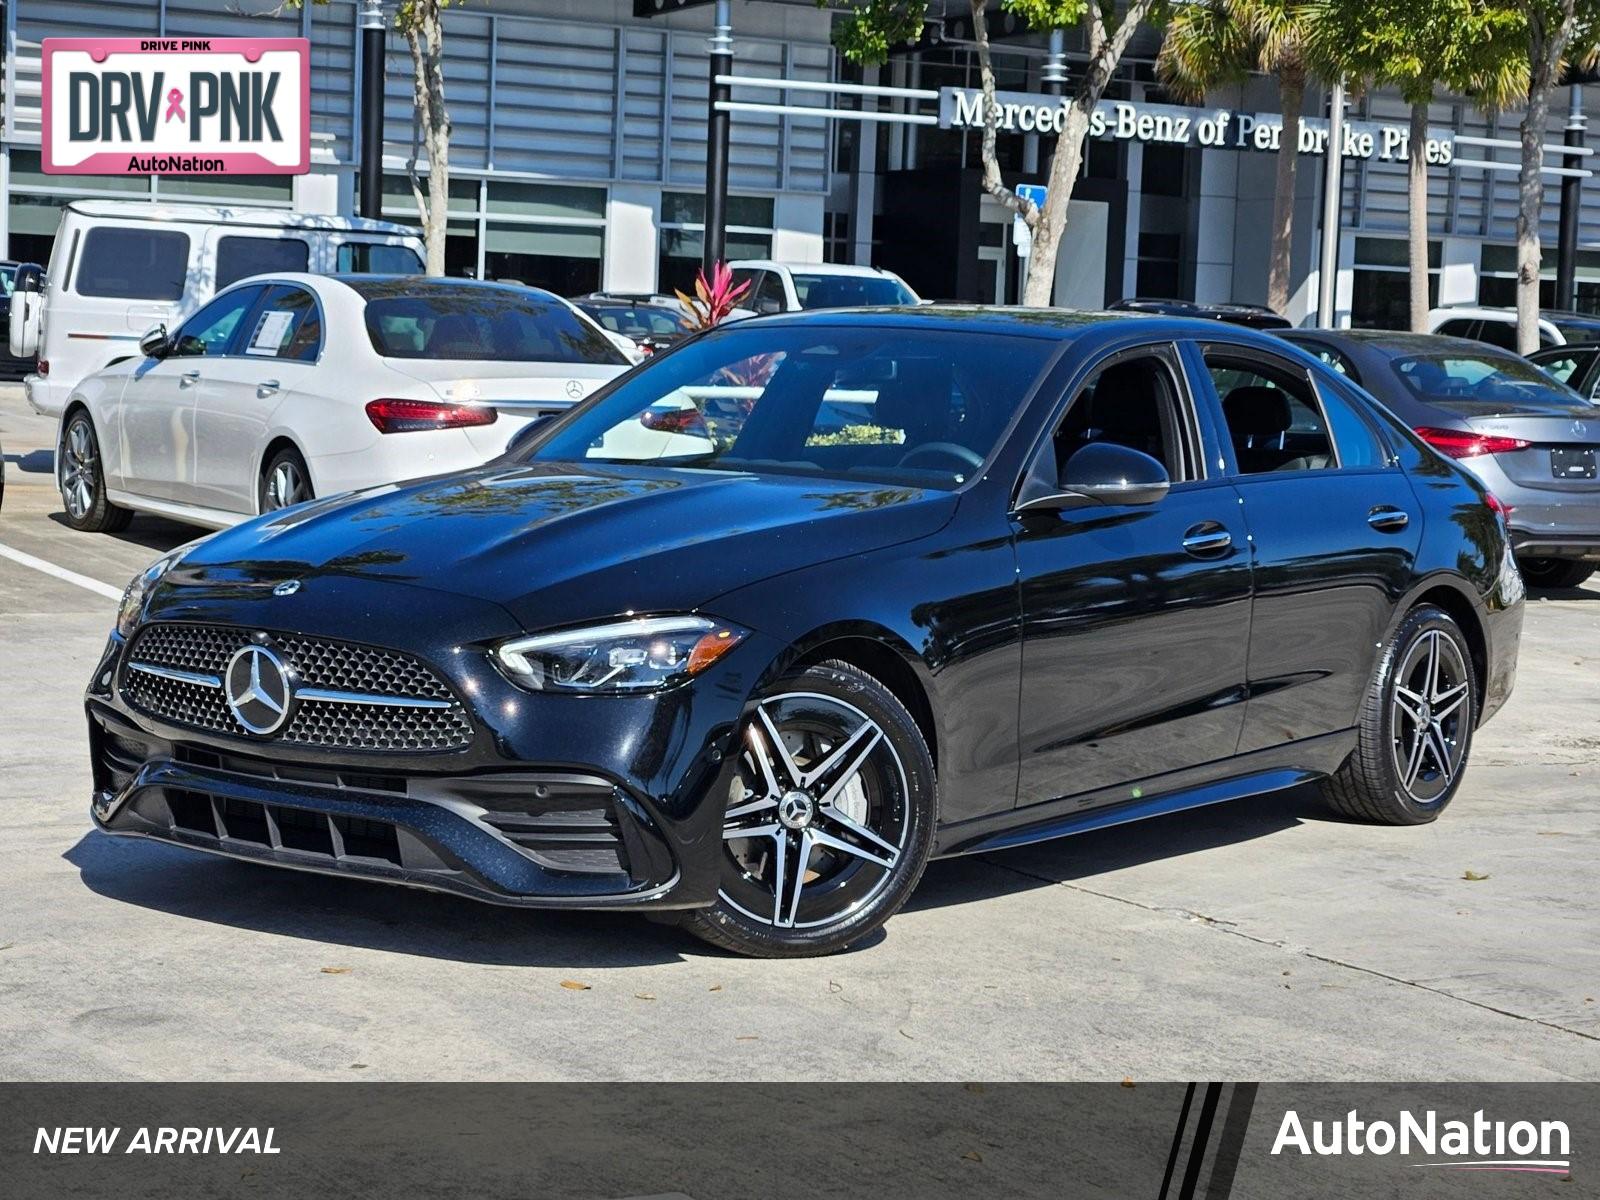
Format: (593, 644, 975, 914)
(0, 541, 122, 601)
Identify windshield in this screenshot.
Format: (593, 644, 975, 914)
(793, 274, 917, 310)
(1553, 321, 1600, 346)
(0, 265, 14, 297)
(1390, 351, 1592, 408)
(526, 324, 1055, 490)
(356, 281, 626, 364)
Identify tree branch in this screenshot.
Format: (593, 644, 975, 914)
(971, 0, 1035, 223)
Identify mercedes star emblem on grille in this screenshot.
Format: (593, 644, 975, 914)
(224, 644, 294, 736)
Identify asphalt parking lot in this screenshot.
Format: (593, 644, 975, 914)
(3, 383, 1599, 1082)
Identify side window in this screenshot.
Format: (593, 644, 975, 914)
(1536, 351, 1589, 385)
(1297, 341, 1361, 383)
(1314, 379, 1388, 468)
(169, 286, 265, 358)
(215, 236, 310, 288)
(76, 228, 190, 300)
(1208, 354, 1334, 474)
(755, 272, 788, 313)
(1436, 318, 1478, 340)
(241, 285, 322, 362)
(1477, 320, 1517, 351)
(1051, 351, 1192, 482)
(336, 241, 425, 273)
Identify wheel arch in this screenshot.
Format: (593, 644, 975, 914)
(1395, 574, 1489, 723)
(256, 436, 314, 511)
(774, 623, 940, 776)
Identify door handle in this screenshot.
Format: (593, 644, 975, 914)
(1182, 522, 1233, 557)
(1368, 506, 1411, 532)
(256, 379, 281, 396)
(178, 370, 200, 388)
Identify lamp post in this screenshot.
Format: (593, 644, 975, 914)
(1557, 83, 1586, 311)
(703, 0, 733, 274)
(358, 0, 387, 220)
(1317, 80, 1346, 328)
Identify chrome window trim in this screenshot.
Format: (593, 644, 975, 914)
(127, 661, 222, 689)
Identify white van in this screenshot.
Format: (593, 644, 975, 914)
(9, 201, 425, 417)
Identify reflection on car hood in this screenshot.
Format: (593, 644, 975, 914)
(178, 462, 956, 631)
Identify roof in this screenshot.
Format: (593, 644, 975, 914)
(730, 260, 895, 278)
(63, 199, 419, 237)
(738, 303, 1285, 342)
(1282, 327, 1520, 355)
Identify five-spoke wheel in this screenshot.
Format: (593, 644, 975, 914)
(686, 662, 936, 956)
(1321, 604, 1477, 824)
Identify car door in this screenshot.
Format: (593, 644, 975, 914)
(192, 283, 323, 514)
(1195, 341, 1424, 752)
(1012, 343, 1254, 808)
(117, 284, 264, 505)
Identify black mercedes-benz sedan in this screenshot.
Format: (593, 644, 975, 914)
(88, 309, 1524, 957)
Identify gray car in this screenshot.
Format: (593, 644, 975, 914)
(1281, 329, 1600, 590)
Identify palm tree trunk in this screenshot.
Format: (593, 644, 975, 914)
(1408, 100, 1430, 333)
(1268, 69, 1305, 315)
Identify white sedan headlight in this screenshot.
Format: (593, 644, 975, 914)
(115, 539, 206, 638)
(496, 615, 747, 693)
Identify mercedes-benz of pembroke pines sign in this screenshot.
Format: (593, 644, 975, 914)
(41, 38, 309, 176)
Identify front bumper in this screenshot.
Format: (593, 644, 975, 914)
(85, 608, 777, 911)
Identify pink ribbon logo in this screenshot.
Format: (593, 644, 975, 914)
(164, 88, 185, 123)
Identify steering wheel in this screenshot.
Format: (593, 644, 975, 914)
(896, 442, 984, 474)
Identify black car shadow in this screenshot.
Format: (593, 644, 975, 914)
(64, 831, 708, 968)
(1526, 583, 1600, 601)
(906, 783, 1329, 914)
(4, 448, 53, 473)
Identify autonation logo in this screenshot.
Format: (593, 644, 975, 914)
(1272, 1108, 1572, 1174)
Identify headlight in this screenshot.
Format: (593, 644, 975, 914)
(114, 539, 204, 638)
(495, 615, 748, 693)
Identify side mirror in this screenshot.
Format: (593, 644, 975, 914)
(503, 413, 557, 459)
(1016, 442, 1171, 514)
(139, 325, 170, 359)
(755, 297, 783, 315)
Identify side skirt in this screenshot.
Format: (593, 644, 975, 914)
(933, 729, 1357, 858)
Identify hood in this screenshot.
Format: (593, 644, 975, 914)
(176, 462, 956, 632)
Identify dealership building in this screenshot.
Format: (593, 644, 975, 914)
(6, 0, 1600, 326)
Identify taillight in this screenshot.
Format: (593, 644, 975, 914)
(638, 343, 657, 357)
(365, 398, 497, 434)
(638, 406, 708, 436)
(1485, 492, 1515, 521)
(1415, 426, 1530, 459)
(37, 359, 48, 376)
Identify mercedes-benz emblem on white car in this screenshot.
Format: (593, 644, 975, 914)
(224, 645, 293, 736)
(565, 379, 585, 399)
(273, 580, 301, 597)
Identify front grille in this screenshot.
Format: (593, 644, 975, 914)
(121, 623, 474, 752)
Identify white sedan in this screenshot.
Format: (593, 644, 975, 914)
(55, 274, 632, 532)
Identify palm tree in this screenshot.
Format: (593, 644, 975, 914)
(1310, 0, 1526, 331)
(1160, 0, 1319, 315)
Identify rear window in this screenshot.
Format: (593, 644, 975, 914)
(76, 227, 189, 300)
(1391, 352, 1589, 407)
(792, 273, 917, 309)
(1553, 321, 1600, 346)
(338, 242, 425, 273)
(359, 284, 627, 364)
(216, 236, 310, 288)
(585, 304, 690, 337)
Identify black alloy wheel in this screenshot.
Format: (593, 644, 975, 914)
(685, 661, 937, 957)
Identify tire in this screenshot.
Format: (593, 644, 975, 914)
(683, 660, 938, 957)
(258, 446, 314, 513)
(1517, 557, 1596, 590)
(1320, 605, 1476, 825)
(58, 410, 132, 533)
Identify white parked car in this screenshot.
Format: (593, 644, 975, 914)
(56, 275, 630, 533)
(726, 261, 920, 314)
(1427, 305, 1600, 351)
(10, 200, 427, 418)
